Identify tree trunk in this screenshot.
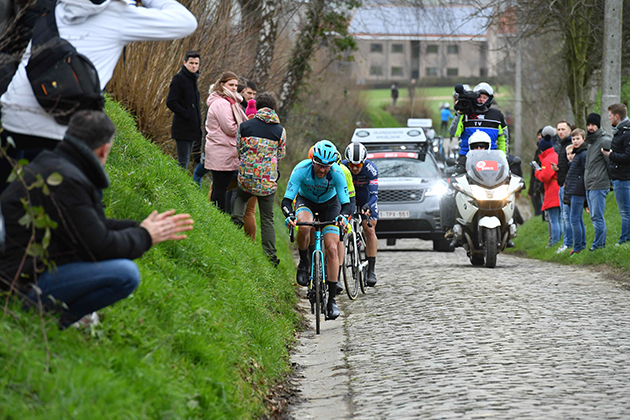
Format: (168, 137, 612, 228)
(250, 0, 281, 90)
(277, 0, 327, 121)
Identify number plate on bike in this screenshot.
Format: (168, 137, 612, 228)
(380, 210, 410, 219)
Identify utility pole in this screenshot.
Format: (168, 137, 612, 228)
(600, 0, 623, 133)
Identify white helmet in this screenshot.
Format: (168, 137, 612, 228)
(469, 131, 492, 150)
(473, 82, 494, 111)
(345, 142, 368, 164)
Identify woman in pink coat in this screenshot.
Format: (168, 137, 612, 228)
(204, 71, 247, 212)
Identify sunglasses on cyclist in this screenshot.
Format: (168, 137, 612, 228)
(312, 160, 333, 169)
(348, 162, 363, 170)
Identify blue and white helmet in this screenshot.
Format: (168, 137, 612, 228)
(312, 140, 338, 166)
(345, 142, 368, 164)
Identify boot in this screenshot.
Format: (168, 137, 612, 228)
(366, 256, 377, 287)
(326, 282, 340, 320)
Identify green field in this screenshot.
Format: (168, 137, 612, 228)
(0, 99, 299, 419)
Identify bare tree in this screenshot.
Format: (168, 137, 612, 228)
(250, 0, 282, 89)
(277, 0, 360, 121)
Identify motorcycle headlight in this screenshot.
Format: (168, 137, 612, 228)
(433, 145, 439, 153)
(469, 184, 510, 201)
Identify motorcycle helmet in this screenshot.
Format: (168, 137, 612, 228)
(473, 82, 494, 111)
(345, 142, 368, 165)
(312, 140, 338, 166)
(469, 131, 492, 150)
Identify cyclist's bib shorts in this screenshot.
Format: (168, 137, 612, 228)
(295, 195, 341, 235)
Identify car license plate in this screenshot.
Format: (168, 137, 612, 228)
(380, 211, 410, 219)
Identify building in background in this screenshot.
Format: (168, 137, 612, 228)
(347, 5, 512, 85)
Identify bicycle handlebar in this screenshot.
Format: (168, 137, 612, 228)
(288, 220, 346, 242)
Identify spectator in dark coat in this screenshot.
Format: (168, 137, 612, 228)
(552, 120, 573, 252)
(602, 103, 630, 245)
(564, 128, 588, 254)
(584, 113, 612, 250)
(237, 79, 257, 113)
(166, 50, 202, 169)
(0, 111, 194, 329)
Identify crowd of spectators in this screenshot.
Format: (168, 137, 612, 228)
(531, 105, 630, 255)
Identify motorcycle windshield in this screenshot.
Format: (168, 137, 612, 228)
(465, 150, 509, 187)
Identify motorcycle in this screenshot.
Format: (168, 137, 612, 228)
(448, 150, 525, 268)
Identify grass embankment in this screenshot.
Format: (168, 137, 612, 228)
(0, 100, 299, 419)
(508, 194, 630, 273)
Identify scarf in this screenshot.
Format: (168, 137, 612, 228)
(613, 116, 630, 135)
(211, 86, 246, 126)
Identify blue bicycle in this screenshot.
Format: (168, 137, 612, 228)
(290, 215, 342, 334)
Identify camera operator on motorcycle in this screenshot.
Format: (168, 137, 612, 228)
(453, 82, 509, 169)
(441, 131, 495, 244)
(282, 140, 351, 320)
(342, 142, 379, 287)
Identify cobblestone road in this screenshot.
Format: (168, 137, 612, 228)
(342, 239, 630, 419)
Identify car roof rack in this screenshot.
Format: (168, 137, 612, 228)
(351, 127, 427, 151)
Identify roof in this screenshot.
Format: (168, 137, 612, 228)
(348, 5, 493, 40)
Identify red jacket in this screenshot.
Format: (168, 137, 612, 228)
(534, 147, 560, 210)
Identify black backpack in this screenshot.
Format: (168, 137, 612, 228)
(26, 2, 104, 125)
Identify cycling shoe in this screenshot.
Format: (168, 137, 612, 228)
(296, 261, 310, 287)
(366, 270, 377, 287)
(326, 297, 340, 320)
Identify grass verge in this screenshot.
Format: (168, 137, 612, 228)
(507, 194, 630, 275)
(0, 99, 299, 419)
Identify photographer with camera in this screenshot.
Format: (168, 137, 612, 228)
(453, 82, 508, 169)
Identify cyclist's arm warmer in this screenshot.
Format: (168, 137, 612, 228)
(281, 197, 294, 218)
(349, 196, 356, 215)
(340, 202, 352, 218)
(365, 162, 379, 207)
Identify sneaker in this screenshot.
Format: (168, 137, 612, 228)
(326, 297, 340, 320)
(366, 269, 377, 287)
(569, 249, 581, 256)
(296, 261, 310, 287)
(268, 255, 280, 268)
(589, 246, 604, 251)
(71, 312, 100, 329)
(555, 245, 569, 254)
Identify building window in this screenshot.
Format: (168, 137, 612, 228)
(392, 44, 404, 53)
(447, 68, 458, 77)
(391, 67, 404, 77)
(447, 45, 459, 54)
(480, 68, 488, 77)
(426, 67, 438, 76)
(426, 45, 438, 54)
(370, 43, 383, 53)
(370, 66, 383, 76)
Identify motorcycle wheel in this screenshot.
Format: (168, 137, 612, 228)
(484, 227, 498, 268)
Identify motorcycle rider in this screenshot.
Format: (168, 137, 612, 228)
(441, 131, 495, 244)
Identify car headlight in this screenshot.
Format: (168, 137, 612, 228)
(469, 184, 510, 201)
(425, 182, 448, 198)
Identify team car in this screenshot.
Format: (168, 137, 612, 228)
(351, 127, 453, 251)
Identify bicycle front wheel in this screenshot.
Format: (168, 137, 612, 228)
(314, 254, 323, 334)
(343, 232, 359, 300)
(358, 232, 368, 294)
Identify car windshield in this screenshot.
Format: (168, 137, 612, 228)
(373, 158, 440, 178)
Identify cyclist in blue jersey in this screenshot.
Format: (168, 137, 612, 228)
(342, 142, 379, 286)
(282, 140, 351, 320)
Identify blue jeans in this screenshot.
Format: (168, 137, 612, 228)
(569, 195, 586, 252)
(193, 162, 210, 187)
(25, 259, 140, 328)
(558, 186, 573, 247)
(612, 179, 630, 244)
(586, 189, 609, 249)
(546, 206, 562, 245)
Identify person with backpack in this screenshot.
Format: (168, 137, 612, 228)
(0, 0, 198, 193)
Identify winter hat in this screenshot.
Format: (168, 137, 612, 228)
(538, 125, 555, 151)
(586, 113, 601, 128)
(245, 99, 257, 117)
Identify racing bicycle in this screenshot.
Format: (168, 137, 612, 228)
(290, 215, 343, 334)
(342, 210, 371, 298)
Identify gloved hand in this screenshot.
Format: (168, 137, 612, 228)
(335, 214, 348, 226)
(361, 203, 371, 216)
(285, 215, 296, 228)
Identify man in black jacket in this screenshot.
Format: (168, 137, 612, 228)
(0, 110, 193, 329)
(166, 50, 202, 169)
(552, 120, 573, 252)
(602, 103, 630, 245)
